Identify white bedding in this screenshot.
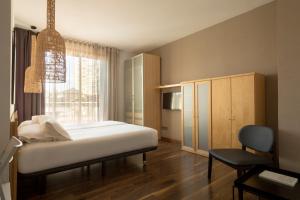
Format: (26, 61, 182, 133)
(18, 121, 158, 174)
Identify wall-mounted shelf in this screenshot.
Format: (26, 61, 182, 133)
(157, 83, 181, 89)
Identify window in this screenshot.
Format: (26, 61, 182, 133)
(45, 55, 107, 124)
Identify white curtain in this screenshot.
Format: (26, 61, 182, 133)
(45, 39, 119, 124)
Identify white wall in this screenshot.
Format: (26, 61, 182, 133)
(0, 0, 12, 181)
(117, 50, 135, 121)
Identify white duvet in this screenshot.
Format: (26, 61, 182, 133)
(18, 121, 158, 174)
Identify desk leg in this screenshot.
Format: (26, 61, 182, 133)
(238, 188, 243, 200)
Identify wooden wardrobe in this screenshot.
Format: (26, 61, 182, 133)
(124, 53, 161, 135)
(181, 73, 265, 156)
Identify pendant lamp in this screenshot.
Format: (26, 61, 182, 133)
(34, 0, 66, 83)
(24, 35, 42, 93)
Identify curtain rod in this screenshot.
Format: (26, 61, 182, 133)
(65, 37, 119, 51)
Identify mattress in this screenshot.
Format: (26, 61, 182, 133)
(18, 121, 158, 174)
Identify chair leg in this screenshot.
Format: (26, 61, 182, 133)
(237, 169, 243, 178)
(208, 153, 213, 180)
(238, 188, 243, 200)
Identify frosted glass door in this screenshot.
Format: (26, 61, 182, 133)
(182, 83, 194, 148)
(124, 60, 133, 123)
(196, 81, 211, 154)
(133, 55, 144, 125)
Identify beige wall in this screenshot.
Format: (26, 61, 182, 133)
(0, 0, 12, 181)
(277, 0, 300, 172)
(151, 2, 278, 141)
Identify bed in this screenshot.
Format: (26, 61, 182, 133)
(17, 119, 158, 194)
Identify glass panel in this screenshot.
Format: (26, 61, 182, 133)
(197, 83, 209, 151)
(183, 84, 193, 148)
(133, 55, 144, 125)
(124, 60, 133, 123)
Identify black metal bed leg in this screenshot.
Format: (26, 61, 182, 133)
(37, 175, 47, 195)
(87, 164, 90, 175)
(102, 161, 106, 176)
(143, 153, 147, 166)
(17, 175, 23, 199)
(208, 153, 213, 180)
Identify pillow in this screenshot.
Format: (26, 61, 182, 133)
(32, 115, 54, 124)
(40, 119, 71, 141)
(18, 120, 36, 129)
(18, 123, 56, 143)
(19, 117, 71, 143)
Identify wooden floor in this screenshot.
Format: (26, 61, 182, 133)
(26, 141, 257, 200)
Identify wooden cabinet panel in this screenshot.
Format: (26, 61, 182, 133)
(143, 54, 161, 133)
(231, 75, 255, 148)
(211, 78, 232, 148)
(181, 72, 265, 154)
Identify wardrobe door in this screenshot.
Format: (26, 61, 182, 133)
(181, 83, 195, 151)
(124, 60, 133, 124)
(231, 75, 255, 148)
(195, 81, 211, 156)
(211, 78, 232, 148)
(142, 54, 161, 135)
(133, 55, 144, 125)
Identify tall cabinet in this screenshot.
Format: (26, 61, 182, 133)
(181, 73, 265, 156)
(124, 53, 161, 135)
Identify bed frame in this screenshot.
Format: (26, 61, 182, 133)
(11, 113, 157, 197)
(18, 146, 157, 196)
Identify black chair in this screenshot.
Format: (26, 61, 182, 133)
(208, 125, 275, 179)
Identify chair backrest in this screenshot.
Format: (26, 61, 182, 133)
(238, 125, 274, 153)
(0, 136, 23, 177)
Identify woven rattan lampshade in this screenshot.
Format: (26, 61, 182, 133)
(34, 0, 66, 83)
(24, 35, 42, 93)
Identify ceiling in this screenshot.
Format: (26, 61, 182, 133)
(14, 0, 273, 52)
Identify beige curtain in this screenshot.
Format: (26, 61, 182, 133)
(44, 39, 118, 123)
(106, 48, 118, 120)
